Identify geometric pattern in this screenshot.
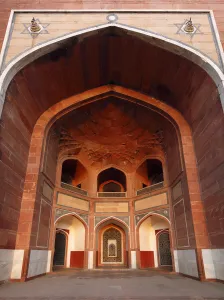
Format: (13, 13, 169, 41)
(95, 216, 129, 227)
(21, 19, 50, 38)
(158, 232, 172, 266)
(135, 209, 169, 225)
(54, 208, 88, 225)
(103, 228, 122, 263)
(175, 19, 203, 39)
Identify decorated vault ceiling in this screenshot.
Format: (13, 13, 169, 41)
(56, 97, 168, 171)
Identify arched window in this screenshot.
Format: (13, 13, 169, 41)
(61, 159, 87, 188)
(97, 168, 126, 192)
(136, 159, 164, 189)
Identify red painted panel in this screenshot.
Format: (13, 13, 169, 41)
(70, 251, 84, 268)
(140, 251, 155, 268)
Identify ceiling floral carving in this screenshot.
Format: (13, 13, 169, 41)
(57, 97, 165, 170)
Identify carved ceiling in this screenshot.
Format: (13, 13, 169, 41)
(56, 97, 167, 171)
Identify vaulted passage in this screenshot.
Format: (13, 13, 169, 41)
(0, 25, 224, 282)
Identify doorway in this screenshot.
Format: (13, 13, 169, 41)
(158, 231, 172, 266)
(98, 224, 127, 268)
(53, 231, 66, 266)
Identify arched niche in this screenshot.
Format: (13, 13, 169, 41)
(138, 214, 171, 269)
(95, 219, 129, 268)
(97, 167, 127, 192)
(61, 159, 88, 189)
(136, 159, 164, 191)
(54, 214, 86, 269)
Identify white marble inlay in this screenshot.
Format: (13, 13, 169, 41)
(174, 249, 198, 278)
(202, 249, 216, 279)
(211, 249, 224, 281)
(27, 250, 50, 278)
(11, 250, 24, 279)
(131, 251, 137, 269)
(88, 251, 93, 269)
(201, 249, 224, 280)
(0, 249, 14, 281)
(46, 250, 52, 273)
(173, 250, 179, 273)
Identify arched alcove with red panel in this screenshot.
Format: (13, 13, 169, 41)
(137, 214, 172, 269)
(54, 214, 87, 269)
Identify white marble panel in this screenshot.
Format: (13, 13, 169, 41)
(173, 250, 179, 273)
(88, 251, 93, 269)
(11, 250, 24, 279)
(174, 249, 198, 278)
(202, 249, 216, 279)
(0, 249, 14, 281)
(131, 251, 137, 269)
(212, 249, 224, 281)
(27, 250, 50, 278)
(46, 251, 52, 273)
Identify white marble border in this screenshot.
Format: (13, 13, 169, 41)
(174, 249, 199, 278)
(0, 249, 24, 281)
(27, 250, 51, 278)
(131, 250, 137, 269)
(202, 249, 224, 280)
(88, 250, 93, 269)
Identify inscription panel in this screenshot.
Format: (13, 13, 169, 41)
(57, 193, 89, 211)
(135, 193, 167, 211)
(95, 202, 129, 213)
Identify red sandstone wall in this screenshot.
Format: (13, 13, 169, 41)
(176, 75, 224, 248)
(0, 1, 224, 49)
(0, 81, 33, 248)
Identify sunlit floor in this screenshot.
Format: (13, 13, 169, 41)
(0, 269, 224, 299)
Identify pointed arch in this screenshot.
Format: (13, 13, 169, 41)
(95, 216, 130, 230)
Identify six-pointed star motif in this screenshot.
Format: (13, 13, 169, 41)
(21, 19, 50, 38)
(175, 20, 202, 38)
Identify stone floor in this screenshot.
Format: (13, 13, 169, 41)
(0, 269, 224, 300)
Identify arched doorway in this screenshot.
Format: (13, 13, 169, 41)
(96, 221, 128, 268)
(53, 231, 67, 267)
(138, 214, 172, 269)
(54, 214, 86, 269)
(157, 231, 172, 267)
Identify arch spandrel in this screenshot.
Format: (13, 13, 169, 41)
(0, 20, 224, 115)
(1, 11, 223, 72)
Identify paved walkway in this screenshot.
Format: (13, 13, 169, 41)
(0, 269, 224, 300)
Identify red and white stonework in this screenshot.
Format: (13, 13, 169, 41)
(0, 7, 224, 283)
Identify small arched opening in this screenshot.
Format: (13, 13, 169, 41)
(61, 159, 88, 195)
(97, 168, 127, 197)
(136, 159, 164, 195)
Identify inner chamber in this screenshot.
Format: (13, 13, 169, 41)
(48, 96, 183, 269)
